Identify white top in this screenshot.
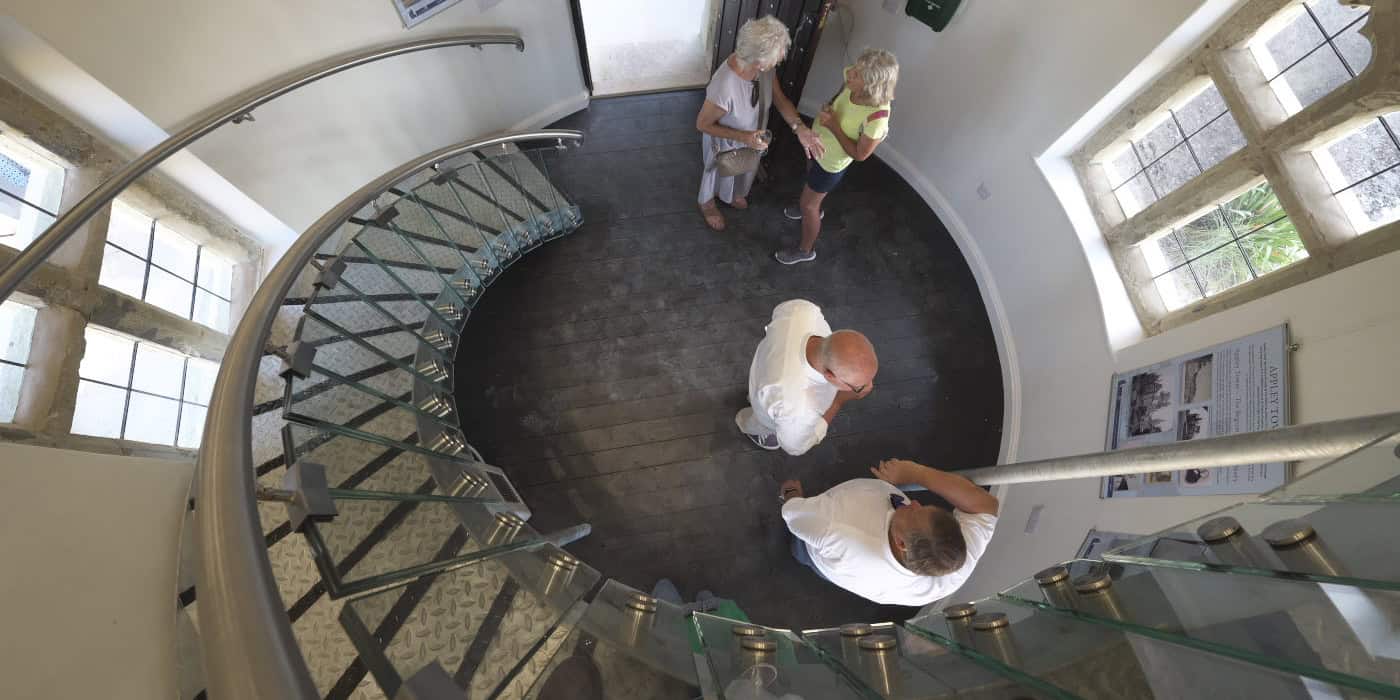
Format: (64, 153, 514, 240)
(782, 479, 998, 606)
(747, 299, 838, 456)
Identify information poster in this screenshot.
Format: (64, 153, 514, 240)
(391, 0, 465, 28)
(1101, 325, 1290, 498)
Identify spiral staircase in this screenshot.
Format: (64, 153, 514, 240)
(3, 31, 1400, 700)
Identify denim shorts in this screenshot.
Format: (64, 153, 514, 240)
(806, 160, 848, 194)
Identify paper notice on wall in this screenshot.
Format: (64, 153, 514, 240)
(391, 0, 467, 28)
(1100, 325, 1291, 498)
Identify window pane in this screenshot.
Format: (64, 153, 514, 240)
(193, 289, 230, 332)
(132, 343, 185, 398)
(0, 363, 24, 422)
(1192, 243, 1254, 296)
(1238, 219, 1308, 275)
(1176, 208, 1234, 259)
(1115, 172, 1158, 218)
(1141, 232, 1187, 276)
(150, 224, 197, 279)
(1221, 183, 1287, 235)
(0, 148, 30, 206)
(1306, 0, 1368, 36)
(124, 392, 179, 444)
(98, 245, 147, 299)
(1264, 8, 1326, 74)
(79, 327, 134, 385)
(1105, 147, 1141, 189)
(1384, 111, 1400, 138)
(1315, 119, 1400, 191)
(1134, 117, 1184, 164)
(1188, 112, 1246, 172)
(71, 380, 126, 438)
(1338, 166, 1400, 232)
(1333, 15, 1373, 76)
(184, 358, 218, 405)
(1175, 84, 1228, 135)
(197, 250, 234, 298)
(1144, 145, 1200, 199)
(1274, 45, 1351, 113)
(145, 267, 194, 318)
(177, 403, 207, 449)
(1154, 267, 1203, 311)
(0, 300, 37, 365)
(106, 202, 152, 257)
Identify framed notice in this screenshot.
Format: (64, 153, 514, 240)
(1101, 325, 1291, 499)
(392, 0, 464, 28)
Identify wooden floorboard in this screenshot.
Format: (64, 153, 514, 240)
(453, 89, 1002, 630)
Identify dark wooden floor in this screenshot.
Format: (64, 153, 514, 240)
(454, 90, 1002, 630)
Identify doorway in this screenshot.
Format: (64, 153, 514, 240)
(574, 0, 721, 97)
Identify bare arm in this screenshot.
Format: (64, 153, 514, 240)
(821, 382, 873, 424)
(771, 73, 825, 158)
(819, 108, 883, 162)
(870, 459, 999, 515)
(696, 100, 766, 149)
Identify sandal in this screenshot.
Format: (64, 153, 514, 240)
(730, 196, 749, 210)
(699, 201, 725, 231)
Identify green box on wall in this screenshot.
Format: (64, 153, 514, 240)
(906, 0, 962, 31)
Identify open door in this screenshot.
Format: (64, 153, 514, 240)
(572, 0, 723, 97)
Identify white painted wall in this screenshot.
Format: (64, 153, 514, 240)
(802, 1, 1400, 602)
(0, 444, 192, 700)
(1, 0, 588, 237)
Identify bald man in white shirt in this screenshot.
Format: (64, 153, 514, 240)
(737, 299, 877, 456)
(780, 459, 999, 606)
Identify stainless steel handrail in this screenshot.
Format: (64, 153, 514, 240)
(0, 33, 523, 303)
(961, 410, 1400, 486)
(195, 129, 582, 699)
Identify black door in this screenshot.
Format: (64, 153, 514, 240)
(712, 0, 833, 105)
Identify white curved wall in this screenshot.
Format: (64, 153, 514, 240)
(0, 0, 589, 245)
(800, 1, 1400, 601)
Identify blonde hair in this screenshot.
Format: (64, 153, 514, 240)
(735, 16, 791, 71)
(853, 48, 899, 106)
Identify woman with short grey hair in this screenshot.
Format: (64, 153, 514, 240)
(695, 16, 824, 231)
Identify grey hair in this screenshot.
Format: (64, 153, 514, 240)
(735, 16, 791, 70)
(852, 48, 899, 105)
(903, 509, 967, 576)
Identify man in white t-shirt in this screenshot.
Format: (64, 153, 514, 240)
(779, 459, 999, 606)
(736, 299, 877, 456)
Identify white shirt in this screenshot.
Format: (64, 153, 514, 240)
(782, 479, 998, 606)
(748, 299, 838, 456)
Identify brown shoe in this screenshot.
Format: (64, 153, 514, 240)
(700, 200, 725, 231)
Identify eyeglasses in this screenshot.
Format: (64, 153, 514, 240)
(750, 79, 759, 108)
(835, 375, 866, 395)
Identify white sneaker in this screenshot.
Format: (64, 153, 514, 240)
(735, 409, 780, 450)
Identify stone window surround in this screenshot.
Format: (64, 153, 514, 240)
(1073, 0, 1400, 335)
(0, 77, 261, 460)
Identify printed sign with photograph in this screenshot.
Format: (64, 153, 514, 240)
(1101, 325, 1291, 498)
(391, 0, 464, 28)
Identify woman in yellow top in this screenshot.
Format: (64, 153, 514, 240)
(776, 48, 899, 265)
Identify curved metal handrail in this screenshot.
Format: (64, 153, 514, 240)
(0, 33, 523, 302)
(195, 129, 582, 699)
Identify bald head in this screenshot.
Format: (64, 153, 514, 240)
(820, 330, 878, 389)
